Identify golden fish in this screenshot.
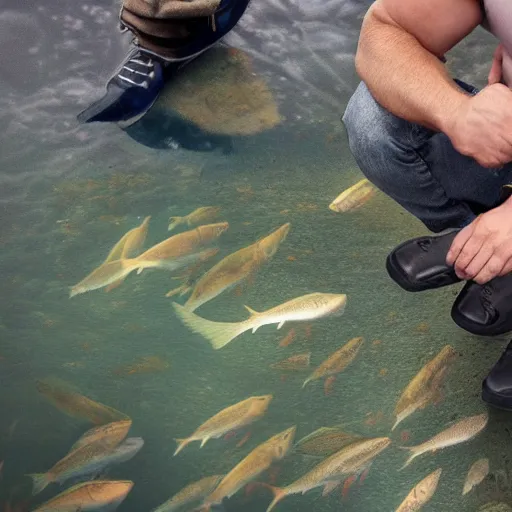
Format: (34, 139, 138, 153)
(183, 223, 290, 312)
(32, 480, 133, 511)
(302, 337, 363, 388)
(36, 377, 129, 425)
(168, 207, 221, 232)
(329, 178, 376, 213)
(105, 216, 151, 292)
(270, 353, 311, 372)
(393, 345, 457, 431)
(153, 475, 224, 512)
(295, 427, 365, 458)
(395, 468, 442, 512)
(267, 437, 391, 511)
(173, 292, 347, 350)
(104, 216, 151, 263)
(70, 223, 227, 297)
(70, 249, 216, 298)
(202, 426, 296, 510)
(401, 413, 488, 469)
(174, 395, 272, 455)
(28, 430, 131, 495)
(70, 419, 132, 452)
(463, 458, 489, 496)
(141, 223, 228, 261)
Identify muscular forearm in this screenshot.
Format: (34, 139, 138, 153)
(355, 6, 470, 134)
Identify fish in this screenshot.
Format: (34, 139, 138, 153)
(70, 249, 216, 298)
(266, 437, 391, 511)
(102, 216, 151, 262)
(183, 223, 290, 312)
(152, 475, 224, 512)
(329, 178, 376, 213)
(141, 223, 228, 262)
(70, 223, 228, 297)
(201, 426, 296, 510)
(168, 207, 221, 232)
(400, 413, 488, 469)
(393, 345, 456, 431)
(173, 292, 347, 350)
(105, 216, 151, 291)
(294, 427, 365, 458)
(27, 434, 142, 495)
(463, 458, 490, 496)
(36, 377, 129, 425)
(32, 480, 133, 511)
(395, 468, 442, 512)
(302, 337, 363, 388)
(70, 419, 132, 451)
(270, 353, 311, 372)
(174, 395, 272, 455)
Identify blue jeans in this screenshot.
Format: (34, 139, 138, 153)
(342, 81, 512, 233)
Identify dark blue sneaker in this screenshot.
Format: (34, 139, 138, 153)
(77, 47, 167, 125)
(77, 0, 251, 126)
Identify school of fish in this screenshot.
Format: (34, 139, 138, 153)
(6, 186, 496, 512)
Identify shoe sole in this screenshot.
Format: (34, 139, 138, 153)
(482, 385, 512, 411)
(451, 298, 512, 337)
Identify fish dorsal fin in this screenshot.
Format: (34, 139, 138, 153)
(244, 305, 259, 317)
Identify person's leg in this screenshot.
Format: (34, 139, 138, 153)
(343, 82, 512, 411)
(77, 0, 251, 125)
(342, 81, 507, 234)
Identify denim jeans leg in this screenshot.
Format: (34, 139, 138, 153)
(342, 81, 506, 233)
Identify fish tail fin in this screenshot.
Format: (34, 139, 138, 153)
(172, 303, 252, 350)
(27, 473, 50, 495)
(174, 438, 192, 456)
(302, 377, 311, 389)
(265, 486, 287, 512)
(168, 217, 183, 232)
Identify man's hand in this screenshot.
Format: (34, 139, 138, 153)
(446, 200, 512, 284)
(445, 83, 512, 169)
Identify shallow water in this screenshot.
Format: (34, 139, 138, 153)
(0, 1, 511, 511)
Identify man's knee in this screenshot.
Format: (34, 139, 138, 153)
(343, 82, 395, 154)
(342, 82, 403, 179)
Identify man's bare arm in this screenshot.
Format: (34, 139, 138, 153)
(355, 0, 482, 133)
(355, 0, 512, 168)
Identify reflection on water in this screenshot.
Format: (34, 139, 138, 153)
(0, 0, 511, 511)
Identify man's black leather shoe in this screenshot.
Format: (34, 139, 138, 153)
(451, 273, 512, 336)
(482, 339, 512, 410)
(386, 230, 462, 292)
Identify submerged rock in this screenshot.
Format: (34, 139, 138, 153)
(159, 46, 282, 136)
